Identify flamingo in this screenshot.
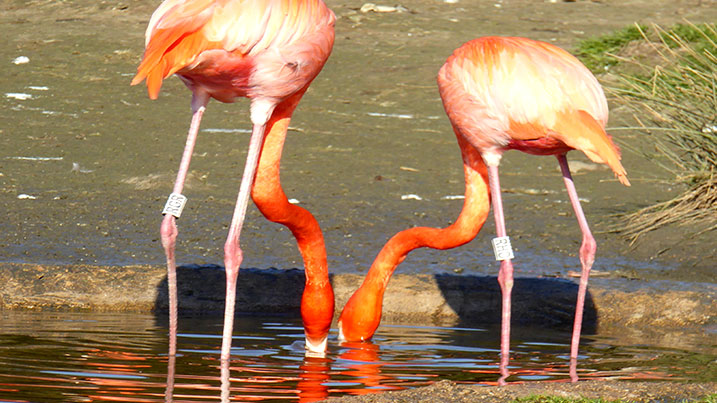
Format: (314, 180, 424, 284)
(338, 36, 630, 382)
(131, 0, 336, 360)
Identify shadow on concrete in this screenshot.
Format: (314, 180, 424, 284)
(153, 265, 596, 335)
(153, 265, 305, 316)
(433, 274, 597, 333)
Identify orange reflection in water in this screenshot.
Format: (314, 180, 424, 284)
(333, 339, 450, 394)
(334, 341, 394, 396)
(9, 331, 689, 402)
(14, 341, 568, 402)
(297, 356, 330, 403)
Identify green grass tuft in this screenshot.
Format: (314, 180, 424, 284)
(659, 23, 717, 51)
(597, 22, 717, 242)
(512, 395, 716, 403)
(574, 25, 646, 72)
(513, 396, 622, 403)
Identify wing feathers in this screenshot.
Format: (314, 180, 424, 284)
(552, 110, 630, 186)
(132, 0, 334, 99)
(131, 2, 215, 99)
(439, 36, 629, 186)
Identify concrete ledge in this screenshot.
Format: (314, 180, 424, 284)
(0, 263, 713, 334)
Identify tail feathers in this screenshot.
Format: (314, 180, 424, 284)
(131, 56, 167, 100)
(131, 19, 211, 99)
(553, 110, 630, 186)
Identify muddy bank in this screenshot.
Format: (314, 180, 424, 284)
(1, 263, 713, 339)
(323, 379, 717, 402)
(1, 0, 716, 283)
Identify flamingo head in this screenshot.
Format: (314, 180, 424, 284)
(301, 282, 334, 355)
(337, 285, 384, 342)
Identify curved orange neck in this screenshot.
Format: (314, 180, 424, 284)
(251, 90, 334, 344)
(338, 132, 490, 341)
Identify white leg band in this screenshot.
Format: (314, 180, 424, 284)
(162, 193, 187, 218)
(492, 236, 514, 261)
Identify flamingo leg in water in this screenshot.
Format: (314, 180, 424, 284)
(221, 358, 231, 403)
(557, 154, 596, 381)
(220, 99, 276, 361)
(486, 163, 514, 385)
(165, 353, 176, 403)
(160, 92, 210, 357)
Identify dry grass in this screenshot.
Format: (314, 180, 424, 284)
(621, 174, 717, 243)
(604, 22, 717, 243)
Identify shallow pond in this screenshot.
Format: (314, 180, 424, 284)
(1, 311, 714, 402)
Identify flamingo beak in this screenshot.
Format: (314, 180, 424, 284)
(305, 335, 328, 356)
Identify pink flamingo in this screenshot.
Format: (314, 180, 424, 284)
(131, 0, 336, 360)
(338, 36, 630, 382)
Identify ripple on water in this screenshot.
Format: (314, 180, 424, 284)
(0, 311, 714, 402)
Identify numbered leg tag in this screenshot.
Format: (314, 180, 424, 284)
(162, 193, 187, 218)
(491, 236, 514, 261)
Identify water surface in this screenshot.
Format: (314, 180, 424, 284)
(1, 311, 714, 402)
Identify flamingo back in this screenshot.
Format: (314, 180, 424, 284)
(438, 36, 628, 185)
(132, 0, 335, 101)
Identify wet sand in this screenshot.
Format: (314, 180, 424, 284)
(1, 0, 715, 278)
(324, 379, 717, 402)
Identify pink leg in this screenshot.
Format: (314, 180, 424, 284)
(486, 164, 514, 385)
(220, 100, 276, 361)
(220, 357, 231, 402)
(160, 92, 210, 356)
(165, 353, 176, 403)
(556, 154, 596, 382)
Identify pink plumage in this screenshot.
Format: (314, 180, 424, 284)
(339, 36, 629, 383)
(132, 0, 336, 361)
(438, 36, 628, 185)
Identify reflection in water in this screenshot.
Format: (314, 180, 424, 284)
(0, 312, 713, 402)
(297, 356, 330, 402)
(337, 341, 389, 396)
(166, 353, 176, 403)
